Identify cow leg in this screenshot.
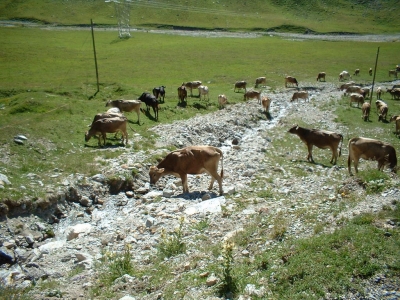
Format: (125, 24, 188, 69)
(180, 174, 189, 193)
(306, 144, 314, 163)
(207, 170, 223, 195)
(348, 156, 353, 175)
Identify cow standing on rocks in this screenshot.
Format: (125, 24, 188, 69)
(288, 125, 343, 164)
(149, 146, 224, 195)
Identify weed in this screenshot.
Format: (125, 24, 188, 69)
(97, 244, 135, 286)
(357, 170, 390, 194)
(191, 218, 210, 232)
(157, 216, 186, 259)
(270, 211, 288, 240)
(217, 241, 238, 298)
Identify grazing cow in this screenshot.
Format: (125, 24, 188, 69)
(285, 76, 298, 88)
(354, 69, 360, 76)
(348, 137, 397, 175)
(234, 81, 247, 93)
(291, 91, 309, 102)
(387, 88, 400, 100)
(244, 90, 261, 103)
(90, 112, 124, 126)
(390, 115, 400, 135)
(177, 85, 187, 103)
(388, 70, 398, 78)
(376, 100, 388, 122)
(344, 85, 363, 96)
(218, 94, 228, 108)
(198, 85, 209, 101)
(362, 87, 370, 99)
(183, 81, 202, 96)
(106, 99, 141, 124)
(288, 125, 343, 164)
(369, 68, 373, 76)
(261, 96, 271, 113)
(361, 102, 371, 121)
(149, 145, 224, 195)
(349, 93, 364, 108)
(339, 71, 351, 81)
(85, 117, 128, 146)
(376, 87, 382, 99)
(339, 81, 355, 91)
(152, 86, 166, 102)
(255, 77, 266, 88)
(316, 72, 326, 82)
(138, 92, 159, 120)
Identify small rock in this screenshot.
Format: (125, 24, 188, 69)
(206, 275, 218, 286)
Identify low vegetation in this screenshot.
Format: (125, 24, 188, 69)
(0, 1, 399, 299)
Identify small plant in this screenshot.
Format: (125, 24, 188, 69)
(270, 211, 288, 240)
(157, 216, 186, 259)
(191, 218, 209, 232)
(257, 188, 274, 199)
(99, 244, 135, 284)
(218, 241, 238, 298)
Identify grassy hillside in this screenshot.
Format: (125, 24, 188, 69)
(0, 0, 399, 33)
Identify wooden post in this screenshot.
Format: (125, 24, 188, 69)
(91, 19, 100, 96)
(370, 47, 380, 104)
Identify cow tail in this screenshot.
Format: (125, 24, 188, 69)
(339, 134, 344, 157)
(219, 149, 224, 179)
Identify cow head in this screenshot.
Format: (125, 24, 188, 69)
(288, 125, 299, 133)
(149, 166, 165, 185)
(84, 131, 91, 142)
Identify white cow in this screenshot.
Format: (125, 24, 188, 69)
(198, 85, 209, 101)
(339, 71, 351, 81)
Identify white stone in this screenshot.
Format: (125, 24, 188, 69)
(66, 223, 92, 241)
(184, 197, 226, 215)
(39, 240, 65, 253)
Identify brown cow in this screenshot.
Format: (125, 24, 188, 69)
(234, 80, 247, 93)
(261, 96, 271, 113)
(149, 146, 224, 195)
(339, 81, 355, 91)
(376, 100, 388, 122)
(105, 99, 141, 124)
(291, 91, 309, 102)
(177, 85, 187, 103)
(349, 93, 364, 108)
(218, 94, 228, 108)
(354, 69, 360, 76)
(244, 90, 261, 103)
(361, 102, 371, 121)
(387, 88, 400, 100)
(255, 77, 266, 88)
(183, 81, 202, 96)
(285, 76, 298, 88)
(376, 87, 382, 99)
(316, 72, 326, 82)
(390, 115, 400, 135)
(388, 70, 398, 78)
(288, 125, 343, 164)
(348, 137, 397, 175)
(85, 117, 128, 146)
(344, 85, 363, 96)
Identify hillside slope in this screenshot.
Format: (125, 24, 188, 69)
(0, 0, 399, 33)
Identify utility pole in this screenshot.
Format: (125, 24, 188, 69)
(370, 47, 380, 104)
(91, 19, 100, 96)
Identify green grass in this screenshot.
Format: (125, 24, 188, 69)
(1, 0, 399, 33)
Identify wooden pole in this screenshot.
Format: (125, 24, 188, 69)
(370, 47, 380, 104)
(91, 19, 100, 95)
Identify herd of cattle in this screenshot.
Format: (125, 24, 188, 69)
(84, 69, 399, 194)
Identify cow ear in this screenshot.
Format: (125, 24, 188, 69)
(158, 168, 165, 173)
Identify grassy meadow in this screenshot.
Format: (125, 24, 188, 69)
(0, 25, 399, 201)
(1, 0, 400, 33)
